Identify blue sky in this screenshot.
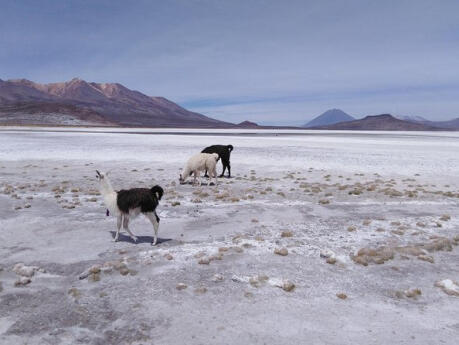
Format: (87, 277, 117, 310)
(1, 0, 458, 125)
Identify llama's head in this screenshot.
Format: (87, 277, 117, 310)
(179, 173, 186, 184)
(95, 170, 109, 181)
(95, 170, 114, 194)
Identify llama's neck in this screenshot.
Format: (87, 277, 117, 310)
(98, 177, 119, 215)
(182, 165, 191, 178)
(99, 178, 115, 196)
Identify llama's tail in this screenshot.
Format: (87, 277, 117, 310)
(228, 145, 234, 152)
(151, 185, 164, 200)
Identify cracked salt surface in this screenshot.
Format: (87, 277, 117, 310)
(0, 128, 458, 345)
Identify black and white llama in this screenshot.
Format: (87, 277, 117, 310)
(96, 170, 163, 245)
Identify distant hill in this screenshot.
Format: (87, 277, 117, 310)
(311, 114, 444, 131)
(237, 120, 260, 128)
(395, 115, 429, 123)
(396, 115, 459, 130)
(427, 118, 459, 129)
(303, 109, 354, 128)
(0, 78, 234, 128)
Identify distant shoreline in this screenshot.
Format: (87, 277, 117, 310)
(1, 126, 458, 139)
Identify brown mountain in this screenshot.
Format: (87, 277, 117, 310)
(312, 114, 444, 131)
(237, 120, 260, 128)
(0, 78, 233, 127)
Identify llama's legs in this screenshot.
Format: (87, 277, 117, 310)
(214, 167, 218, 186)
(220, 162, 226, 178)
(123, 216, 138, 242)
(221, 158, 230, 177)
(145, 212, 160, 246)
(114, 214, 122, 242)
(192, 171, 197, 186)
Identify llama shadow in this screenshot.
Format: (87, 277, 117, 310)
(109, 231, 171, 245)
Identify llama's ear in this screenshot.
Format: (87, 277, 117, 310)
(96, 170, 101, 178)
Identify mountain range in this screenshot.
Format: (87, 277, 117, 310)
(1, 79, 458, 130)
(305, 109, 459, 130)
(0, 78, 232, 127)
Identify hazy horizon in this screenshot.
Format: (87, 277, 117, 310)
(1, 0, 459, 125)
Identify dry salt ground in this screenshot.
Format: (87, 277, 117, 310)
(0, 128, 458, 345)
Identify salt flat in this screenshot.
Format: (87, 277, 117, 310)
(0, 128, 458, 345)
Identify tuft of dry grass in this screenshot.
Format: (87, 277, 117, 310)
(274, 247, 288, 256)
(348, 189, 362, 195)
(417, 255, 434, 263)
(351, 247, 394, 266)
(282, 280, 295, 292)
(68, 287, 81, 298)
(215, 192, 229, 200)
(198, 257, 210, 265)
(404, 288, 422, 298)
(440, 214, 451, 221)
(281, 231, 293, 238)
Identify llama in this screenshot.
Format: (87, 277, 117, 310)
(201, 144, 234, 177)
(96, 170, 163, 245)
(179, 153, 219, 186)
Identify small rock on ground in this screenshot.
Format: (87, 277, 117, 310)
(14, 277, 31, 287)
(176, 283, 188, 291)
